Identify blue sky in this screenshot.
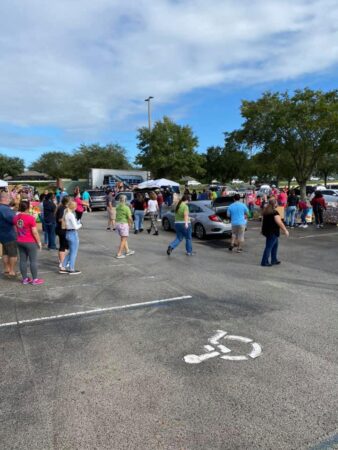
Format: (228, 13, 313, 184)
(0, 0, 337, 166)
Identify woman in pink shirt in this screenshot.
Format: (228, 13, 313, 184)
(74, 189, 84, 222)
(13, 200, 44, 285)
(277, 190, 287, 207)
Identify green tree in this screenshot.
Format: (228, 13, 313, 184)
(0, 154, 25, 178)
(204, 146, 223, 182)
(135, 116, 204, 180)
(316, 152, 338, 186)
(237, 88, 338, 198)
(251, 143, 296, 187)
(70, 143, 131, 179)
(29, 151, 72, 179)
(221, 132, 249, 183)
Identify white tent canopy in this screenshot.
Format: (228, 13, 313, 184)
(136, 179, 155, 189)
(186, 180, 201, 186)
(0, 179, 8, 188)
(137, 178, 180, 189)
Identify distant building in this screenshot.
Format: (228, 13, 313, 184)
(181, 176, 201, 186)
(5, 170, 52, 181)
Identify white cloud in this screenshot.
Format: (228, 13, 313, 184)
(0, 0, 337, 136)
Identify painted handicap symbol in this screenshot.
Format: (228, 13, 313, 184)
(184, 330, 262, 364)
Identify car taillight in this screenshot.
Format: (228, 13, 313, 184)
(208, 214, 222, 222)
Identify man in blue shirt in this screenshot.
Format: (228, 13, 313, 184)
(0, 191, 18, 276)
(227, 193, 249, 253)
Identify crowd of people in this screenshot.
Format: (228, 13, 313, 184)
(0, 184, 174, 282)
(0, 181, 332, 285)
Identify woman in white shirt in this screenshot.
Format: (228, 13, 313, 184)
(146, 191, 159, 235)
(59, 201, 82, 275)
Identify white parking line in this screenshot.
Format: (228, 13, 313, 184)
(0, 295, 193, 328)
(297, 232, 338, 239)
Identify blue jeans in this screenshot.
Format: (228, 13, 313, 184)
(170, 223, 192, 254)
(285, 206, 297, 226)
(261, 234, 279, 266)
(300, 209, 309, 224)
(63, 231, 79, 271)
(134, 210, 144, 231)
(44, 222, 56, 249)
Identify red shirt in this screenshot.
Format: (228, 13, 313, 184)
(157, 194, 164, 206)
(14, 213, 37, 243)
(311, 197, 326, 209)
(278, 192, 287, 206)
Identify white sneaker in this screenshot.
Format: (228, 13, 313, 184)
(116, 254, 126, 259)
(126, 250, 135, 256)
(303, 224, 308, 228)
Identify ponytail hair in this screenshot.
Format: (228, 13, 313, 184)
(19, 200, 30, 212)
(175, 194, 190, 213)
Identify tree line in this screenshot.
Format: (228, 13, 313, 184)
(1, 88, 337, 197)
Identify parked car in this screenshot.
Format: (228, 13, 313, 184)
(292, 186, 316, 196)
(319, 189, 338, 204)
(114, 191, 134, 205)
(212, 196, 235, 217)
(162, 200, 232, 239)
(88, 190, 107, 210)
(236, 188, 247, 198)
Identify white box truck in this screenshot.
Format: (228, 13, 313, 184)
(89, 168, 148, 189)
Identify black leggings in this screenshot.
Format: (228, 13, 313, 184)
(17, 242, 38, 279)
(75, 211, 83, 221)
(314, 208, 323, 225)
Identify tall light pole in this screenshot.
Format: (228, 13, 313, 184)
(144, 96, 154, 131)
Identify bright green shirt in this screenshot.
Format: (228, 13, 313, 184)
(116, 204, 131, 224)
(175, 202, 190, 223)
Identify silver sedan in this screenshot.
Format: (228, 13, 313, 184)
(161, 201, 232, 239)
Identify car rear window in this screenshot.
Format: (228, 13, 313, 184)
(213, 196, 234, 205)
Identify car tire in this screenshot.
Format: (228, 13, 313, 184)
(162, 218, 171, 231)
(195, 223, 206, 240)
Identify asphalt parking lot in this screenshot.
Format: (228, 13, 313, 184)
(1, 212, 338, 450)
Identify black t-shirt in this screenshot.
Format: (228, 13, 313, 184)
(55, 205, 66, 232)
(287, 195, 299, 207)
(262, 210, 280, 237)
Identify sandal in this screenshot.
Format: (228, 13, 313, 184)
(4, 273, 20, 279)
